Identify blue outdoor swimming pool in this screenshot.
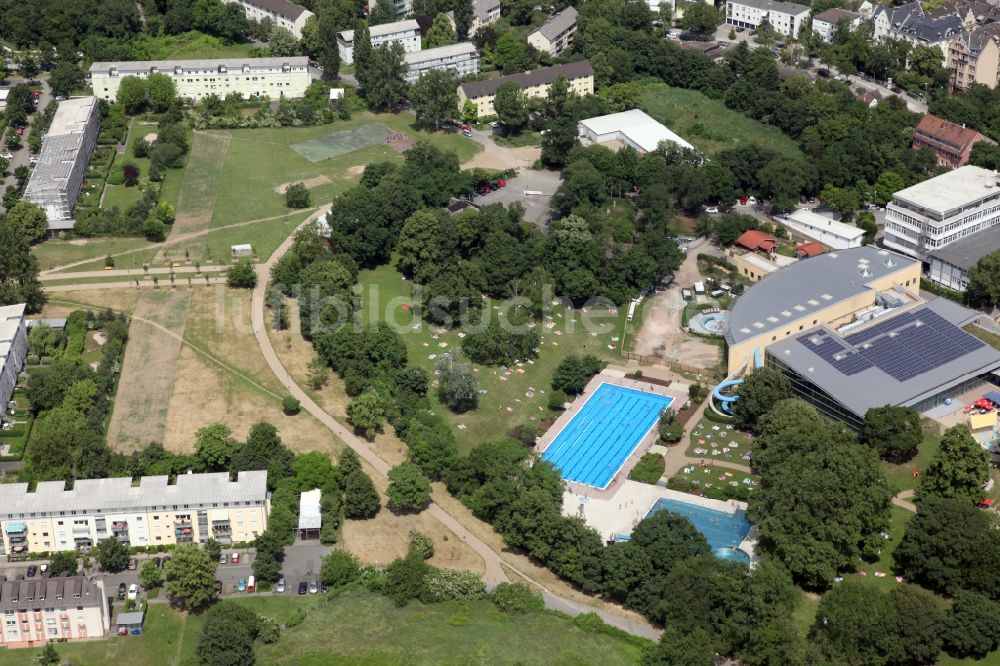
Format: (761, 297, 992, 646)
(541, 383, 673, 488)
(646, 497, 752, 558)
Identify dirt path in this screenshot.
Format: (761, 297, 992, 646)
(274, 175, 331, 193)
(461, 129, 539, 171)
(893, 489, 917, 512)
(172, 131, 231, 234)
(633, 240, 720, 368)
(106, 290, 193, 451)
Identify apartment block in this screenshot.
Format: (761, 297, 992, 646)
(912, 114, 990, 168)
(469, 0, 501, 37)
(527, 6, 577, 55)
(457, 60, 594, 118)
(404, 43, 479, 84)
(222, 0, 313, 39)
(22, 97, 100, 233)
(948, 23, 1000, 92)
(0, 471, 269, 557)
(89, 57, 311, 103)
(811, 7, 860, 42)
(0, 578, 108, 648)
(337, 19, 421, 65)
(873, 1, 964, 58)
(883, 165, 1000, 260)
(725, 0, 811, 38)
(0, 304, 27, 409)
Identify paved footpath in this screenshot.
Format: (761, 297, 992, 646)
(249, 207, 661, 641)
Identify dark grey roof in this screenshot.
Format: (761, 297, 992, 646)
(239, 0, 310, 20)
(532, 6, 577, 41)
(768, 297, 1000, 418)
(727, 246, 919, 345)
(954, 22, 1000, 53)
(929, 227, 1000, 271)
(896, 13, 963, 43)
(459, 60, 593, 98)
(116, 611, 145, 626)
(0, 577, 103, 611)
(473, 0, 500, 20)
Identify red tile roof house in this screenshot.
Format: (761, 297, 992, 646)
(796, 241, 827, 258)
(735, 229, 777, 253)
(912, 114, 992, 168)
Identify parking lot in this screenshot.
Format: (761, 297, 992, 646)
(468, 168, 562, 227)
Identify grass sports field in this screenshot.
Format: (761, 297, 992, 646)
(640, 82, 804, 158)
(0, 589, 650, 666)
(290, 123, 394, 161)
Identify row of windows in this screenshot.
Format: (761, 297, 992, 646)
(3, 500, 263, 520)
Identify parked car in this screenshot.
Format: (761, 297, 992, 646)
(704, 206, 719, 214)
(308, 580, 318, 594)
(219, 553, 228, 565)
(297, 581, 308, 595)
(276, 577, 286, 593)
(0, 152, 12, 159)
(127, 584, 138, 601)
(39, 564, 48, 575)
(128, 558, 138, 570)
(817, 68, 831, 78)
(237, 578, 247, 592)
(26, 566, 36, 577)
(231, 552, 240, 564)
(117, 583, 127, 600)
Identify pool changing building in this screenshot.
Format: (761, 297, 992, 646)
(22, 97, 100, 233)
(725, 246, 1000, 429)
(577, 109, 694, 155)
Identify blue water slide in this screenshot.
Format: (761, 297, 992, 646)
(711, 348, 763, 415)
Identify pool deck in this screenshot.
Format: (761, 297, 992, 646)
(537, 374, 688, 493)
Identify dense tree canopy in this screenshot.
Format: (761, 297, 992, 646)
(918, 424, 989, 503)
(862, 405, 922, 463)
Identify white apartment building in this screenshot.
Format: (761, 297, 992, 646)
(0, 577, 108, 648)
(0, 471, 269, 557)
(458, 60, 594, 118)
(527, 6, 578, 55)
(725, 0, 811, 38)
(469, 0, 501, 37)
(404, 42, 479, 84)
(0, 304, 27, 410)
(884, 166, 1000, 259)
(811, 7, 861, 43)
(22, 97, 100, 232)
(337, 19, 421, 64)
(222, 0, 314, 39)
(89, 57, 311, 103)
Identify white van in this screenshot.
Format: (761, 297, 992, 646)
(247, 575, 256, 593)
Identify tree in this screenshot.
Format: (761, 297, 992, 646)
(38, 641, 60, 665)
(320, 550, 361, 588)
(490, 582, 544, 614)
(437, 354, 478, 413)
(197, 602, 260, 666)
(493, 82, 527, 133)
(47, 61, 84, 97)
(643, 627, 715, 666)
(966, 250, 1000, 308)
(410, 69, 458, 130)
(145, 72, 177, 112)
(424, 12, 455, 48)
(252, 530, 285, 582)
(17, 53, 40, 81)
(386, 462, 432, 512)
(285, 182, 311, 208)
(810, 582, 900, 666)
(862, 405, 922, 463)
(164, 544, 218, 610)
(679, 3, 724, 34)
(346, 390, 387, 439)
(369, 0, 397, 25)
(344, 468, 381, 518)
(227, 258, 258, 288)
(943, 591, 1000, 659)
(232, 422, 294, 488)
(139, 560, 163, 589)
(874, 171, 906, 206)
(268, 26, 300, 57)
(856, 211, 878, 245)
(48, 551, 77, 576)
(891, 585, 946, 666)
(919, 423, 989, 503)
(195, 423, 238, 471)
(462, 99, 478, 123)
(732, 367, 793, 431)
(540, 115, 580, 168)
(453, 0, 474, 38)
(94, 537, 130, 573)
(383, 552, 431, 606)
(316, 10, 342, 77)
(5, 200, 48, 243)
(551, 355, 605, 396)
(359, 42, 408, 111)
(202, 538, 223, 564)
(122, 162, 140, 187)
(818, 184, 860, 222)
(117, 76, 148, 114)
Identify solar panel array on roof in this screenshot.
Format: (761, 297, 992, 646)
(800, 308, 985, 382)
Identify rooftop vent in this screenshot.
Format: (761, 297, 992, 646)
(859, 267, 872, 277)
(883, 257, 896, 267)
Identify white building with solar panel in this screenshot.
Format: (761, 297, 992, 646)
(22, 97, 100, 234)
(725, 246, 1000, 429)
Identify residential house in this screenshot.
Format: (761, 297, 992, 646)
(872, 1, 965, 58)
(403, 43, 479, 83)
(468, 0, 501, 37)
(947, 23, 1000, 92)
(222, 0, 313, 39)
(337, 19, 421, 64)
(724, 0, 811, 38)
(912, 114, 991, 168)
(527, 7, 578, 55)
(811, 7, 861, 42)
(457, 60, 594, 118)
(0, 577, 108, 647)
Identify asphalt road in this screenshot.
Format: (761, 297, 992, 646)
(0, 74, 52, 209)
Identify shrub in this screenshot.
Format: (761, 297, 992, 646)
(660, 422, 684, 443)
(285, 182, 311, 208)
(107, 166, 125, 185)
(629, 453, 665, 484)
(133, 138, 150, 158)
(408, 531, 434, 560)
(122, 162, 140, 186)
(26, 354, 39, 365)
(490, 582, 544, 614)
(320, 550, 361, 588)
(548, 389, 568, 411)
(227, 258, 257, 288)
(421, 568, 487, 602)
(282, 395, 300, 415)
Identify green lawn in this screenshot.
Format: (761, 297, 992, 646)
(686, 417, 752, 465)
(881, 427, 941, 494)
(668, 464, 755, 501)
(0, 590, 648, 666)
(100, 119, 159, 211)
(357, 264, 628, 452)
(641, 82, 805, 158)
(135, 31, 258, 60)
(33, 237, 153, 271)
(207, 113, 481, 228)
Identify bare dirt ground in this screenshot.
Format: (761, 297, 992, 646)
(143, 132, 157, 143)
(172, 131, 231, 235)
(107, 290, 192, 451)
(274, 175, 331, 194)
(42, 290, 142, 315)
(461, 140, 538, 171)
(633, 241, 720, 368)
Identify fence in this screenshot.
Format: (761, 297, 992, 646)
(622, 352, 724, 383)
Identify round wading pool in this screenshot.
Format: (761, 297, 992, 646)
(689, 311, 730, 337)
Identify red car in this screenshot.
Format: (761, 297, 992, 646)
(14, 128, 24, 136)
(497, 179, 506, 187)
